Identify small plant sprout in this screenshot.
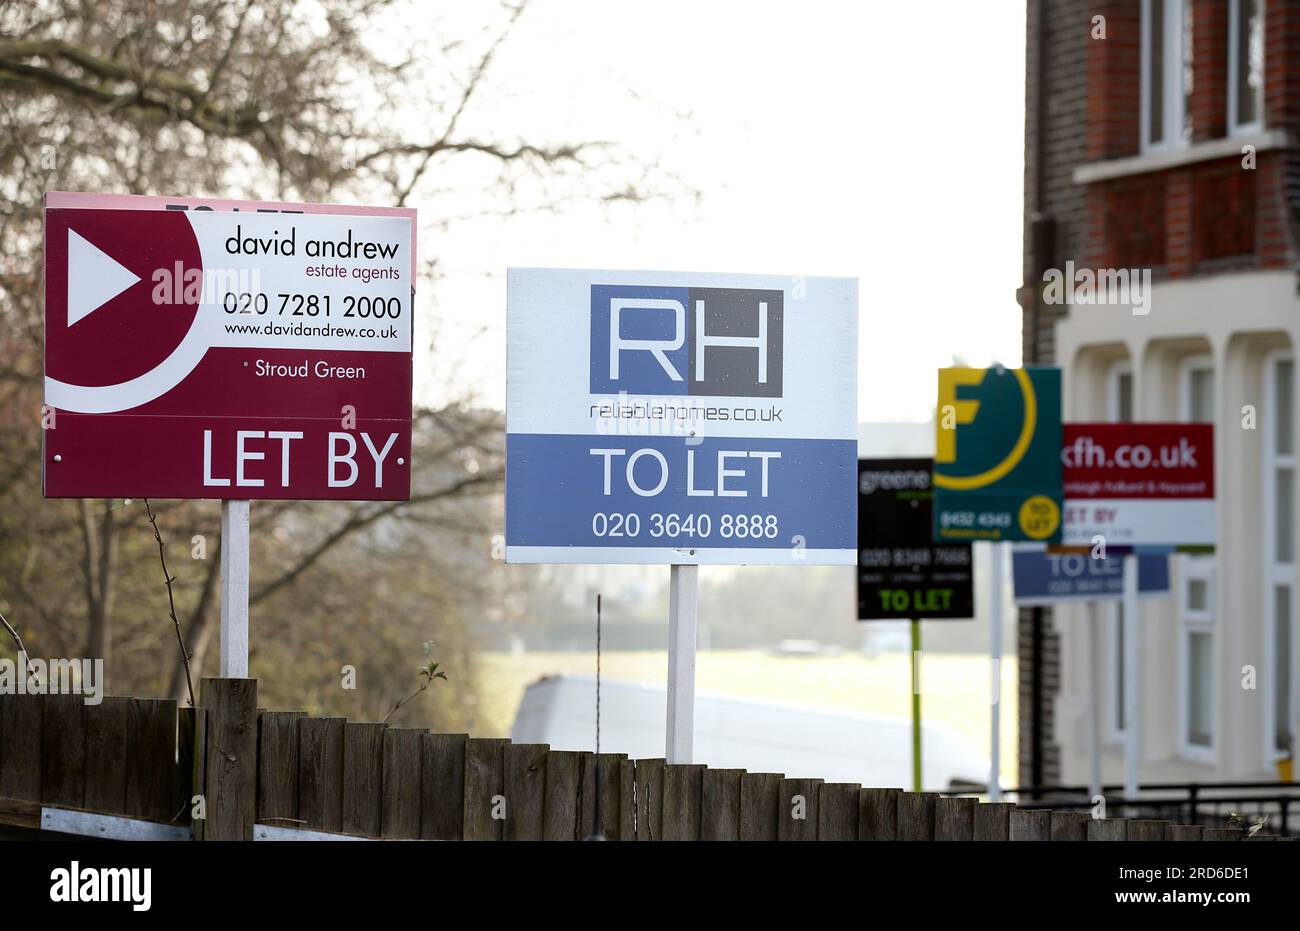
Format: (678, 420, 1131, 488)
(383, 655, 448, 724)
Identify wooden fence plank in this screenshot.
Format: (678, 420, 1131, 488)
(635, 758, 665, 841)
(817, 782, 861, 840)
(1050, 811, 1089, 841)
(1087, 818, 1127, 841)
(341, 721, 385, 837)
(421, 732, 467, 840)
(463, 737, 506, 840)
(543, 750, 581, 840)
(701, 768, 744, 840)
(200, 678, 257, 840)
(41, 693, 86, 809)
(1202, 828, 1242, 841)
(896, 792, 937, 841)
(175, 706, 197, 824)
(575, 751, 597, 838)
(1168, 824, 1204, 841)
(859, 788, 901, 840)
(297, 716, 345, 833)
(618, 758, 636, 840)
(187, 708, 205, 840)
(0, 797, 40, 830)
(973, 802, 1013, 840)
(83, 696, 129, 815)
(934, 796, 975, 841)
(1126, 820, 1168, 841)
(574, 752, 624, 839)
(739, 772, 783, 841)
(662, 763, 705, 840)
(381, 727, 424, 839)
(1009, 808, 1051, 841)
(502, 742, 547, 841)
(0, 694, 43, 801)
(596, 752, 625, 840)
(257, 711, 304, 824)
(126, 697, 178, 823)
(778, 777, 821, 841)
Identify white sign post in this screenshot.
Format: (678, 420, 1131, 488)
(1086, 604, 1103, 803)
(666, 564, 699, 762)
(989, 541, 1005, 802)
(219, 499, 251, 678)
(1122, 552, 1140, 805)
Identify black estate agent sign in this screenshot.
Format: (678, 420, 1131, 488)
(857, 458, 974, 620)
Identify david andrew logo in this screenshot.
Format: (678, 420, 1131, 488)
(589, 285, 784, 398)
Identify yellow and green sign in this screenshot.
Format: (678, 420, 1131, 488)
(933, 366, 1063, 543)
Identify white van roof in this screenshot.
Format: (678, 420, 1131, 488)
(511, 674, 989, 790)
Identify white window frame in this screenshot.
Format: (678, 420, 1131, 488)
(1141, 0, 1190, 153)
(1105, 358, 1134, 744)
(1177, 353, 1216, 760)
(1263, 350, 1296, 764)
(1227, 0, 1265, 135)
(1177, 566, 1217, 759)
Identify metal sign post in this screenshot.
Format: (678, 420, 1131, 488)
(666, 564, 699, 764)
(1087, 602, 1103, 803)
(989, 540, 1005, 802)
(219, 499, 250, 678)
(1122, 552, 1140, 805)
(911, 618, 922, 792)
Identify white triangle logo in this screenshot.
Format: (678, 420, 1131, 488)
(67, 229, 141, 327)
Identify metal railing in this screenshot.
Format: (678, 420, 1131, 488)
(944, 781, 1299, 836)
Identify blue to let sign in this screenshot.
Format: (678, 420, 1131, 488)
(1011, 549, 1170, 605)
(506, 268, 858, 565)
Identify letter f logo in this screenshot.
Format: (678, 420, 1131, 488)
(936, 368, 984, 464)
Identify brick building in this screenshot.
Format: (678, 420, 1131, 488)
(1020, 0, 1300, 788)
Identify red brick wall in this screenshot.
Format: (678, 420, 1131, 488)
(1191, 0, 1230, 141)
(1256, 150, 1297, 266)
(1084, 152, 1290, 276)
(1264, 0, 1300, 132)
(1086, 1, 1141, 159)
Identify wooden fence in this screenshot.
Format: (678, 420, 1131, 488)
(0, 679, 1286, 840)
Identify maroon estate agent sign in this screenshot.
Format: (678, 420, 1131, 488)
(42, 192, 416, 501)
(1059, 422, 1215, 549)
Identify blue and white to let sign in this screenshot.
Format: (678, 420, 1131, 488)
(1011, 548, 1170, 605)
(506, 268, 858, 564)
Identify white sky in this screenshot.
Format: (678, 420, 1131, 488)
(420, 0, 1027, 422)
